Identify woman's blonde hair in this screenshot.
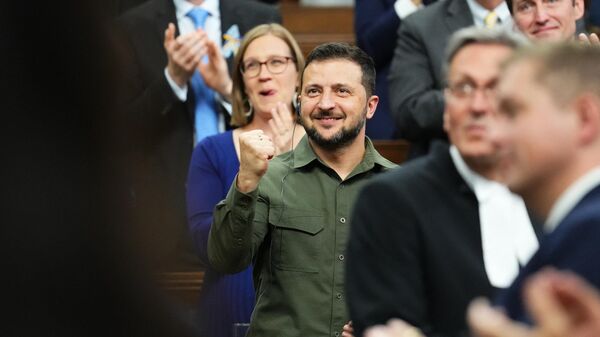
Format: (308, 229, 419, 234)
(230, 23, 305, 127)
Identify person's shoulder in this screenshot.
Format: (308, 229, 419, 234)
(118, 0, 163, 22)
(404, 0, 449, 24)
(561, 185, 600, 231)
(367, 155, 433, 190)
(226, 0, 279, 17)
(236, 0, 278, 11)
(199, 130, 231, 146)
(192, 131, 234, 158)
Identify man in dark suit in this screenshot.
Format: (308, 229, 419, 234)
(589, 0, 600, 31)
(469, 269, 600, 337)
(388, 0, 511, 157)
(354, 0, 436, 140)
(346, 27, 539, 337)
(116, 0, 280, 269)
(482, 43, 600, 325)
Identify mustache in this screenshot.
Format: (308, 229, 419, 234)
(311, 110, 344, 119)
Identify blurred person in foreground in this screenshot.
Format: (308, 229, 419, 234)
(362, 41, 600, 337)
(469, 269, 600, 337)
(185, 23, 305, 337)
(347, 27, 539, 337)
(475, 42, 600, 323)
(3, 1, 198, 336)
(208, 42, 396, 337)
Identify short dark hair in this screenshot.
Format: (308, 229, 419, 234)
(300, 42, 376, 96)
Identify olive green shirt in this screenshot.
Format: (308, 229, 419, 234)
(208, 136, 396, 337)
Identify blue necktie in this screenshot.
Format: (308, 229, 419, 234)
(187, 7, 219, 145)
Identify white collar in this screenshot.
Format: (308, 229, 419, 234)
(450, 145, 538, 288)
(449, 145, 501, 199)
(465, 0, 512, 28)
(174, 0, 220, 21)
(545, 167, 600, 232)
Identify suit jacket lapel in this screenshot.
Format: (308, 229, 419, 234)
(153, 0, 194, 119)
(220, 0, 235, 47)
(152, 0, 178, 41)
(219, 0, 245, 70)
(444, 0, 475, 33)
(431, 141, 474, 197)
(429, 141, 485, 266)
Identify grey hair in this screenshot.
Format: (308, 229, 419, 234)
(442, 26, 530, 84)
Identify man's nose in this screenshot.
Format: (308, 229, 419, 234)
(534, 6, 550, 23)
(317, 91, 335, 110)
(469, 89, 493, 116)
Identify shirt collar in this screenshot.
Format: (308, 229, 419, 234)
(292, 135, 395, 173)
(465, 0, 512, 28)
(449, 145, 506, 202)
(174, 0, 220, 21)
(545, 166, 600, 232)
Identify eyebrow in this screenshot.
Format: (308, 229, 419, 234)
(303, 83, 354, 90)
(515, 0, 533, 6)
(332, 83, 352, 89)
(243, 54, 292, 62)
(449, 75, 498, 86)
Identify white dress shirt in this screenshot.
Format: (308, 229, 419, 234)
(394, 0, 422, 20)
(465, 0, 512, 28)
(545, 167, 600, 232)
(450, 146, 539, 288)
(165, 0, 222, 101)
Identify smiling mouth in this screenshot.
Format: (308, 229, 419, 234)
(532, 26, 558, 35)
(259, 89, 276, 96)
(315, 116, 343, 120)
(465, 123, 488, 133)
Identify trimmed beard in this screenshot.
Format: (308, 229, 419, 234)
(299, 109, 366, 150)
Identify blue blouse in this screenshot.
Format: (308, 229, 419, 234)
(186, 130, 254, 337)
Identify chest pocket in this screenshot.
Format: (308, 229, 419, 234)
(268, 210, 325, 273)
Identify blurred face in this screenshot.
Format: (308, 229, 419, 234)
(444, 43, 513, 164)
(242, 34, 298, 118)
(512, 0, 584, 41)
(494, 60, 578, 197)
(299, 59, 378, 150)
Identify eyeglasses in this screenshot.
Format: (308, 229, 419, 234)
(446, 81, 497, 100)
(240, 56, 293, 78)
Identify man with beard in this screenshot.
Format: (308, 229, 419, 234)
(207, 42, 396, 337)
